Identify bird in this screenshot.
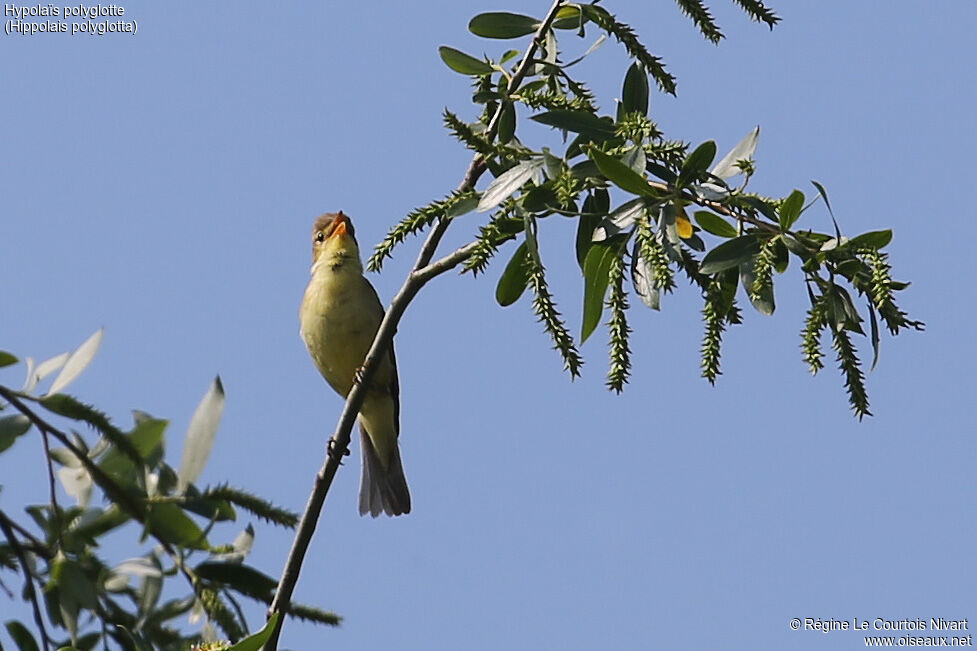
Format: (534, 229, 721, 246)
(299, 211, 411, 516)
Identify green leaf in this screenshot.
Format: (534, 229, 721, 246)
(711, 126, 760, 179)
(438, 46, 494, 75)
(194, 561, 277, 601)
(552, 5, 588, 30)
(70, 505, 129, 541)
(226, 612, 279, 651)
(523, 213, 540, 261)
(4, 621, 40, 651)
(868, 302, 881, 371)
(51, 556, 98, 609)
(781, 234, 811, 260)
(0, 414, 31, 454)
(646, 162, 677, 184)
(499, 49, 520, 64)
(824, 285, 863, 334)
(0, 351, 17, 368)
(811, 180, 841, 240)
(678, 141, 717, 185)
(631, 239, 660, 310)
(773, 237, 789, 273)
(739, 195, 778, 222)
(137, 568, 163, 620)
(593, 197, 651, 241)
(141, 596, 195, 628)
(834, 285, 865, 334)
(621, 146, 646, 175)
(145, 503, 209, 550)
(778, 189, 805, 230)
(581, 241, 621, 343)
(588, 148, 658, 197)
(24, 352, 69, 393)
(620, 62, 649, 117)
(99, 417, 167, 483)
(520, 185, 557, 213)
(540, 29, 558, 66)
(477, 160, 544, 213)
(833, 259, 863, 280)
(178, 376, 225, 491)
(530, 110, 616, 141)
(48, 328, 103, 396)
(498, 101, 516, 145)
(496, 242, 531, 306)
(810, 179, 834, 215)
(849, 229, 893, 250)
(686, 233, 706, 252)
(577, 191, 608, 267)
(659, 202, 679, 245)
(541, 149, 563, 180)
(445, 194, 479, 219)
(569, 158, 601, 181)
(699, 235, 761, 274)
(693, 211, 738, 238)
(469, 12, 538, 39)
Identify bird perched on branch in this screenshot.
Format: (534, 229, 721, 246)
(299, 212, 411, 516)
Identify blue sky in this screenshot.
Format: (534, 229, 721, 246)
(2, 2, 974, 649)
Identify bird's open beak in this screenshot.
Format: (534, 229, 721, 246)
(332, 214, 348, 239)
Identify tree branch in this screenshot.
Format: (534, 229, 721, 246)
(3, 513, 52, 559)
(415, 239, 483, 281)
(0, 510, 51, 651)
(39, 429, 64, 550)
(263, 2, 569, 649)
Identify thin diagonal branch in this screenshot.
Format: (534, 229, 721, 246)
(415, 239, 483, 281)
(4, 514, 52, 557)
(39, 429, 64, 550)
(263, 2, 569, 649)
(0, 510, 51, 651)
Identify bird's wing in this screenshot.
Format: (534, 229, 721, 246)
(361, 275, 400, 438)
(388, 342, 401, 439)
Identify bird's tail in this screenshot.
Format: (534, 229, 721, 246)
(358, 426, 411, 517)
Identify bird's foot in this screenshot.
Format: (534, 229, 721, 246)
(353, 365, 366, 386)
(327, 439, 350, 463)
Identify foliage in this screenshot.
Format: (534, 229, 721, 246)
(0, 335, 334, 650)
(369, 1, 921, 418)
(4, 1, 925, 649)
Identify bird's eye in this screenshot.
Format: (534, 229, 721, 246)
(315, 231, 325, 243)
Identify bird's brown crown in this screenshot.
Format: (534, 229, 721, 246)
(313, 211, 356, 239)
(311, 211, 358, 260)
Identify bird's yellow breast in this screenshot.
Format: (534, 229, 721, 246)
(300, 263, 385, 398)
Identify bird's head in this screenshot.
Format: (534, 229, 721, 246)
(311, 211, 361, 270)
